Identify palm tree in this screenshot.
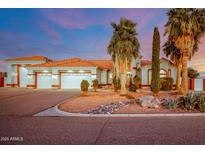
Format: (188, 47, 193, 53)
(108, 18, 140, 96)
(164, 8, 205, 95)
(163, 40, 182, 92)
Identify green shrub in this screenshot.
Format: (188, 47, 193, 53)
(112, 77, 121, 91)
(184, 92, 198, 110)
(188, 67, 200, 79)
(160, 77, 173, 91)
(81, 80, 89, 92)
(162, 99, 177, 110)
(176, 96, 186, 109)
(197, 93, 205, 112)
(129, 84, 137, 92)
(92, 79, 99, 92)
(133, 75, 141, 89)
(177, 92, 203, 111)
(164, 92, 205, 112)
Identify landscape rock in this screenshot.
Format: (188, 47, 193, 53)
(85, 100, 133, 114)
(139, 95, 161, 108)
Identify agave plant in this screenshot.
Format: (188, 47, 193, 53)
(198, 93, 205, 112)
(167, 99, 177, 110)
(184, 92, 198, 110)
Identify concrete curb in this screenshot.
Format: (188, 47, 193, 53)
(54, 104, 205, 117)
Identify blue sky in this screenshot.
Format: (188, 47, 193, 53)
(0, 8, 204, 71)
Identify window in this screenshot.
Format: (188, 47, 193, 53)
(160, 69, 168, 78)
(148, 69, 169, 84)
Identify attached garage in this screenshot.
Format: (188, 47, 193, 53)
(37, 73, 52, 89)
(61, 73, 91, 89)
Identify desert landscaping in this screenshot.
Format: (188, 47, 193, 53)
(58, 89, 203, 114)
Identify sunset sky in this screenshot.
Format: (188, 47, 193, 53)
(0, 8, 205, 72)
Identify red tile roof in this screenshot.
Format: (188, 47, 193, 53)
(9, 55, 174, 69)
(88, 60, 112, 70)
(141, 60, 152, 67)
(6, 56, 49, 61)
(141, 57, 174, 67)
(26, 58, 112, 70)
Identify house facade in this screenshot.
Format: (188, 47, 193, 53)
(140, 58, 177, 87)
(4, 55, 177, 89)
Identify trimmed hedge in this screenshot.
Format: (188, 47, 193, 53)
(81, 80, 89, 92)
(160, 77, 173, 91)
(92, 79, 99, 92)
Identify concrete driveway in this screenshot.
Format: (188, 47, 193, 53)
(0, 88, 80, 116)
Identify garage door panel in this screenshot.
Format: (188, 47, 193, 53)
(37, 74, 52, 89)
(61, 74, 91, 89)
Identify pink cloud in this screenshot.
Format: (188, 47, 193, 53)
(0, 60, 6, 72)
(39, 21, 61, 42)
(138, 19, 168, 60)
(117, 9, 157, 30)
(189, 36, 205, 68)
(41, 9, 102, 29)
(40, 9, 158, 30)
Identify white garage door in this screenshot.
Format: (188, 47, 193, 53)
(37, 74, 52, 89)
(61, 74, 91, 89)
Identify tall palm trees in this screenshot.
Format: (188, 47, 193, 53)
(164, 8, 205, 95)
(108, 18, 140, 96)
(163, 41, 182, 92)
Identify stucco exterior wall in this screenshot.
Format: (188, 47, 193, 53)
(96, 69, 101, 83)
(141, 60, 177, 85)
(100, 69, 107, 84)
(6, 60, 46, 87)
(141, 66, 149, 85)
(108, 71, 112, 84)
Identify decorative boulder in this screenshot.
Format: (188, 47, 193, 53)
(139, 96, 161, 108)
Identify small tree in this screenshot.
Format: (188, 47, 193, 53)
(188, 67, 199, 79)
(151, 27, 160, 96)
(92, 79, 99, 92)
(81, 80, 89, 96)
(134, 67, 141, 89)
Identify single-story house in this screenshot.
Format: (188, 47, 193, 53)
(4, 55, 177, 89)
(140, 57, 177, 87)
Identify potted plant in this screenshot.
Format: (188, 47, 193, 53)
(80, 80, 89, 96)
